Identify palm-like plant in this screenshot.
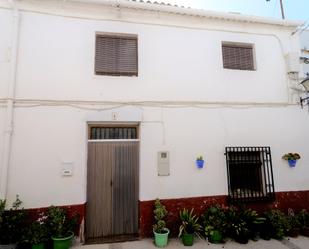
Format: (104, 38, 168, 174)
(178, 208, 202, 238)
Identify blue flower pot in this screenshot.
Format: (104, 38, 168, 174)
(196, 159, 204, 168)
(288, 159, 297, 167)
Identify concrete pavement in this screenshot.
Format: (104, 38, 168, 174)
(73, 236, 309, 249)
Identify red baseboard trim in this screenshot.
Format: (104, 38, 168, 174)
(23, 190, 309, 238)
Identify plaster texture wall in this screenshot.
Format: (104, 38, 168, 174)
(0, 1, 308, 208)
(5, 105, 309, 208)
(301, 30, 309, 76)
(14, 12, 290, 102)
(0, 8, 11, 98)
(0, 109, 5, 176)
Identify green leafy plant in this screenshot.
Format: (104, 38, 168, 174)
(297, 209, 309, 229)
(153, 199, 168, 234)
(287, 209, 300, 230)
(202, 205, 226, 242)
(46, 206, 79, 238)
(225, 207, 250, 243)
(241, 208, 265, 240)
(196, 156, 203, 160)
(178, 208, 202, 237)
(297, 209, 309, 236)
(0, 199, 5, 223)
(25, 211, 49, 245)
(282, 153, 301, 160)
(264, 209, 289, 240)
(0, 195, 27, 245)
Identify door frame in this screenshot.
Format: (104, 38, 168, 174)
(85, 122, 140, 243)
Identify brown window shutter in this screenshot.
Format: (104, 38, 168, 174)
(222, 43, 254, 71)
(95, 35, 138, 76)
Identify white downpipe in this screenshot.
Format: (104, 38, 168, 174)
(0, 0, 20, 200)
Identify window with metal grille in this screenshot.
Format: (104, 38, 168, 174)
(89, 127, 138, 140)
(95, 33, 138, 76)
(222, 43, 255, 70)
(225, 147, 275, 203)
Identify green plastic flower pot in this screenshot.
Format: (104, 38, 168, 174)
(153, 229, 169, 247)
(209, 230, 223, 244)
(32, 243, 44, 249)
(181, 233, 194, 246)
(52, 232, 74, 249)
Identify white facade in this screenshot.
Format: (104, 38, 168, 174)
(0, 0, 309, 209)
(301, 30, 309, 76)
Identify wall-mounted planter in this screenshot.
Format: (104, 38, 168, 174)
(288, 159, 297, 167)
(282, 153, 300, 168)
(196, 159, 204, 169)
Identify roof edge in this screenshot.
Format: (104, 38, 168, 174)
(70, 0, 303, 28)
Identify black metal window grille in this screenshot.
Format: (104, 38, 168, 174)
(225, 147, 275, 203)
(90, 127, 137, 140)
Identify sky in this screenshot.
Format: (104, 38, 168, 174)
(159, 0, 309, 23)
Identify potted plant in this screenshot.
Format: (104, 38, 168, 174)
(0, 199, 5, 224)
(202, 205, 226, 244)
(196, 156, 204, 169)
(46, 206, 78, 249)
(297, 209, 309, 237)
(25, 212, 49, 249)
(264, 209, 289, 240)
(0, 196, 26, 249)
(225, 207, 249, 244)
(282, 153, 301, 167)
(241, 208, 265, 241)
(286, 209, 301, 237)
(153, 199, 169, 247)
(178, 208, 202, 246)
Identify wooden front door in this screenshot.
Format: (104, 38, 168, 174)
(86, 126, 139, 243)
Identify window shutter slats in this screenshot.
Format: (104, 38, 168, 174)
(222, 44, 254, 71)
(95, 35, 138, 76)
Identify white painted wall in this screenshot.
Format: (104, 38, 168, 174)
(0, 109, 5, 181)
(301, 30, 309, 76)
(0, 8, 11, 98)
(14, 12, 290, 102)
(0, 1, 308, 208)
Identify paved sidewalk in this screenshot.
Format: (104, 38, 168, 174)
(73, 236, 309, 249)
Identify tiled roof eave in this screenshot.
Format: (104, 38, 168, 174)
(71, 0, 303, 28)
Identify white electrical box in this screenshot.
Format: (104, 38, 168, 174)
(157, 151, 170, 176)
(286, 52, 300, 73)
(61, 162, 74, 176)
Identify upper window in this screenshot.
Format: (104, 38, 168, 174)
(225, 146, 275, 203)
(222, 42, 255, 71)
(95, 33, 138, 76)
